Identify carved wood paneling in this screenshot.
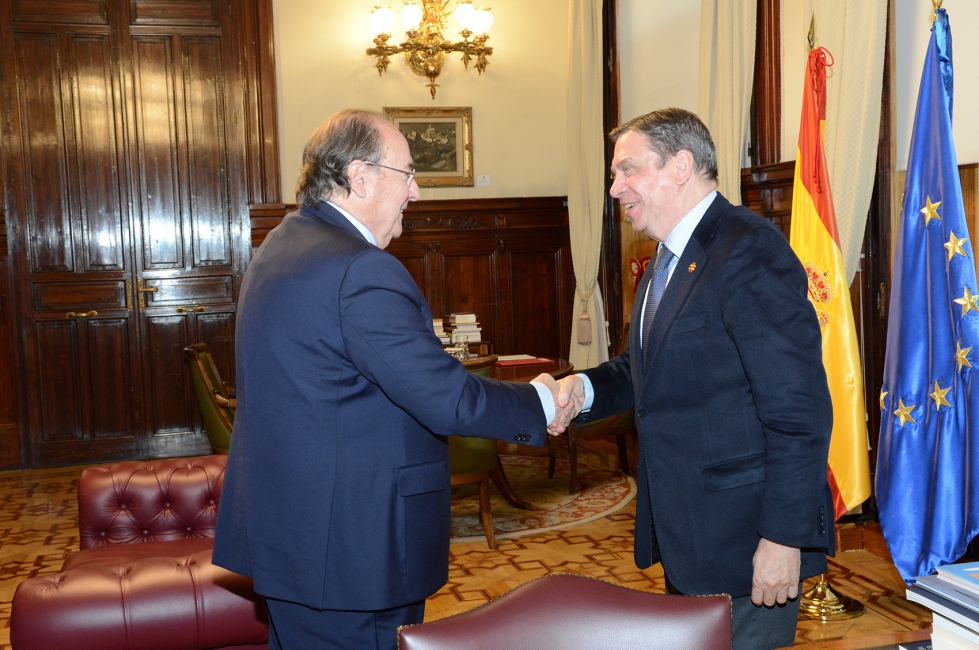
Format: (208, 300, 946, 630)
(251, 197, 575, 362)
(3, 0, 277, 467)
(740, 161, 794, 239)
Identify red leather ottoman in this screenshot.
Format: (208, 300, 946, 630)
(10, 456, 268, 650)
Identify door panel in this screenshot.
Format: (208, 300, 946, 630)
(86, 317, 135, 438)
(32, 280, 128, 311)
(143, 275, 233, 306)
(133, 36, 184, 270)
(144, 314, 194, 435)
(195, 310, 235, 384)
(15, 32, 74, 273)
(34, 320, 84, 442)
(69, 34, 126, 272)
(183, 36, 232, 267)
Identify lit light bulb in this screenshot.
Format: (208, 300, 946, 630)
(454, 0, 475, 30)
(471, 8, 493, 34)
(400, 1, 423, 31)
(369, 6, 395, 35)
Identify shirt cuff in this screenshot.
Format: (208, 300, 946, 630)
(530, 380, 556, 425)
(577, 373, 595, 412)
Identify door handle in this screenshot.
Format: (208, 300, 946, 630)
(66, 311, 98, 318)
(176, 306, 206, 313)
(137, 280, 158, 309)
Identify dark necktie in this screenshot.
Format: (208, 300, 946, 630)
(641, 244, 675, 356)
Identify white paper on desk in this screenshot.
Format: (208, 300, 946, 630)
(497, 354, 537, 361)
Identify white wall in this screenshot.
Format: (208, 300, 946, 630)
(618, 0, 701, 122)
(895, 0, 979, 170)
(271, 0, 571, 203)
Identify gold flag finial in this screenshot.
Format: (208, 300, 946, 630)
(933, 0, 943, 21)
(808, 14, 816, 51)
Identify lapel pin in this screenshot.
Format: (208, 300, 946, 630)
(688, 262, 697, 273)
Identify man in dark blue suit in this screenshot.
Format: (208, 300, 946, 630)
(558, 108, 834, 650)
(213, 110, 576, 649)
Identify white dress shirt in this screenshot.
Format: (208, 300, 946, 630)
(578, 191, 718, 411)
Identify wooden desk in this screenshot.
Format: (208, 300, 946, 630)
(491, 358, 573, 382)
(783, 628, 930, 650)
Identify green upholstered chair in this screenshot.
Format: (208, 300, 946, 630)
(548, 324, 636, 493)
(450, 355, 535, 549)
(184, 343, 235, 454)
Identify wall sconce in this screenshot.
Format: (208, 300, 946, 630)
(367, 1, 494, 99)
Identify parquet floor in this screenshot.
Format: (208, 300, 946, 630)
(0, 440, 932, 649)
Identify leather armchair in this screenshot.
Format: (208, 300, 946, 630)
(10, 456, 267, 650)
(398, 574, 732, 650)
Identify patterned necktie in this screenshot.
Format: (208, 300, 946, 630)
(641, 244, 675, 356)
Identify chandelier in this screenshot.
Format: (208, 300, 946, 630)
(367, 1, 494, 99)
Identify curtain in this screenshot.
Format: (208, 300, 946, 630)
(566, 0, 609, 369)
(814, 1, 887, 284)
(698, 0, 757, 204)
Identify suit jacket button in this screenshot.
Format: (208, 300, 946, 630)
(638, 409, 647, 419)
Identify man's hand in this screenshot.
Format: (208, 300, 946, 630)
(751, 537, 801, 606)
(534, 374, 583, 435)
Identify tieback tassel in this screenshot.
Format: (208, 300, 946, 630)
(578, 307, 592, 345)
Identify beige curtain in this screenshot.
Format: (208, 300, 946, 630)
(698, 0, 757, 204)
(566, 0, 609, 370)
(813, 1, 887, 284)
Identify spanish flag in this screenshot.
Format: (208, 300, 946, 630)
(789, 47, 871, 520)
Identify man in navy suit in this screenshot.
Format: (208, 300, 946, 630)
(558, 108, 834, 650)
(213, 109, 577, 649)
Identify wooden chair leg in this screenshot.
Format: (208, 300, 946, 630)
(567, 423, 581, 494)
(489, 465, 537, 510)
(477, 478, 496, 549)
(616, 433, 630, 476)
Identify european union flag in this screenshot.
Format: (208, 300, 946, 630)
(877, 8, 979, 584)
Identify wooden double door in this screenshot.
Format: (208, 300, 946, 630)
(0, 0, 274, 466)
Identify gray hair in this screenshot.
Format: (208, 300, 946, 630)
(295, 109, 385, 206)
(610, 108, 718, 182)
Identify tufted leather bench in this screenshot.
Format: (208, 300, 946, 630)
(10, 456, 268, 650)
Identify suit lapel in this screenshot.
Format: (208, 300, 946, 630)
(639, 193, 728, 397)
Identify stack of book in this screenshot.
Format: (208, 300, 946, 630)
(444, 313, 481, 343)
(432, 319, 450, 344)
(908, 561, 979, 649)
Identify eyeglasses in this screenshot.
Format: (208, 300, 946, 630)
(365, 161, 416, 186)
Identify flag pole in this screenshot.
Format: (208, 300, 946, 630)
(793, 16, 865, 621)
(799, 573, 864, 620)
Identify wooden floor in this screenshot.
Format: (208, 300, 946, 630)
(0, 439, 933, 649)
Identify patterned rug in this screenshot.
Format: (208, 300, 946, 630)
(450, 454, 636, 543)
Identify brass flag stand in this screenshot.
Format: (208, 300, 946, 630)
(798, 573, 864, 621)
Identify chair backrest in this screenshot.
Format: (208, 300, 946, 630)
(450, 355, 502, 473)
(184, 343, 234, 453)
(398, 574, 732, 650)
(77, 455, 227, 549)
(461, 354, 498, 376)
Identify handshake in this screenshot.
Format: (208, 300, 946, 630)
(534, 374, 585, 436)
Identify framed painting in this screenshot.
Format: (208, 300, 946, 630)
(383, 107, 474, 187)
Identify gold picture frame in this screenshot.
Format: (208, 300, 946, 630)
(383, 107, 474, 187)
